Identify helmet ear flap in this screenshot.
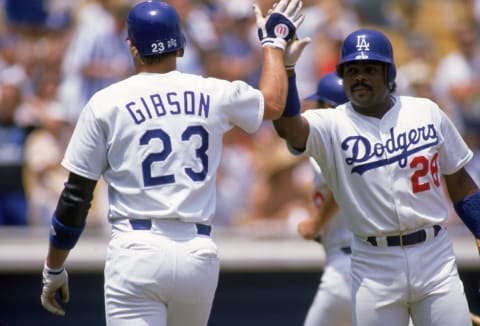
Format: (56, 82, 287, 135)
(388, 64, 396, 83)
(386, 63, 396, 91)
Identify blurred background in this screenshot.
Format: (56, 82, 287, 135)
(0, 0, 479, 325)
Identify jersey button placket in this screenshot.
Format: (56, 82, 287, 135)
(379, 119, 403, 232)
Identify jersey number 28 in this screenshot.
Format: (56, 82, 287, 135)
(140, 126, 209, 187)
(410, 153, 440, 193)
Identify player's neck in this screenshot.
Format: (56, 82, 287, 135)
(352, 96, 394, 119)
(135, 55, 178, 74)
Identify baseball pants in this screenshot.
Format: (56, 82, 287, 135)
(104, 220, 220, 326)
(351, 227, 471, 326)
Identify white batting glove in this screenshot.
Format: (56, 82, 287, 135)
(284, 36, 311, 70)
(253, 0, 305, 51)
(41, 262, 69, 316)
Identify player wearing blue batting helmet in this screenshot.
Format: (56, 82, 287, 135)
(336, 29, 396, 91)
(127, 0, 185, 56)
(304, 72, 348, 107)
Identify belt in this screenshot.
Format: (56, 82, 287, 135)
(366, 225, 441, 247)
(340, 246, 352, 254)
(129, 219, 212, 236)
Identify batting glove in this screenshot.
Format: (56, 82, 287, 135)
(41, 262, 69, 316)
(253, 0, 305, 51)
(284, 35, 311, 70)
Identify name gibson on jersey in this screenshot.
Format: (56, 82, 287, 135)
(125, 91, 210, 124)
(341, 124, 439, 175)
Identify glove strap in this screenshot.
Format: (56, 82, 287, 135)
(285, 63, 296, 71)
(44, 262, 64, 275)
(261, 38, 287, 50)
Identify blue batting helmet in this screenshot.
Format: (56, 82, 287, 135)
(127, 1, 185, 56)
(336, 29, 396, 87)
(304, 73, 348, 106)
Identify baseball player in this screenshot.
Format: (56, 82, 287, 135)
(39, 1, 305, 325)
(274, 28, 480, 326)
(297, 72, 353, 326)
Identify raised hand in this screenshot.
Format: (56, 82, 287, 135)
(284, 35, 311, 70)
(253, 0, 305, 50)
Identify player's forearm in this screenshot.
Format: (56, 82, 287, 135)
(273, 115, 308, 151)
(260, 47, 287, 120)
(317, 190, 340, 227)
(46, 246, 71, 270)
(447, 168, 480, 246)
(272, 68, 309, 150)
(55, 173, 97, 227)
(46, 172, 97, 260)
(444, 168, 478, 203)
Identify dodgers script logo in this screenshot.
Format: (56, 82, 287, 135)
(341, 124, 439, 175)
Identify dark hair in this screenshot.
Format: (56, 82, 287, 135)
(140, 51, 178, 65)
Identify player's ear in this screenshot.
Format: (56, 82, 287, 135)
(176, 48, 184, 58)
(129, 44, 144, 66)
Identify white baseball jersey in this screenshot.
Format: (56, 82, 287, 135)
(302, 95, 473, 237)
(62, 71, 264, 224)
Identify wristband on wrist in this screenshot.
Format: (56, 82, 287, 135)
(282, 74, 301, 117)
(49, 214, 85, 250)
(44, 262, 64, 275)
(261, 38, 287, 50)
(454, 190, 480, 238)
(285, 64, 295, 71)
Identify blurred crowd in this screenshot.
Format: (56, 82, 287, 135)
(0, 0, 479, 235)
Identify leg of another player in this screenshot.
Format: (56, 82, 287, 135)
(303, 264, 352, 326)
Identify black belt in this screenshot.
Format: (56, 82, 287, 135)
(129, 219, 211, 236)
(367, 225, 441, 247)
(340, 246, 352, 254)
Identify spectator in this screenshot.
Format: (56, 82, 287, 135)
(295, 0, 359, 99)
(215, 0, 262, 85)
(0, 72, 32, 225)
(432, 20, 480, 150)
(58, 0, 133, 122)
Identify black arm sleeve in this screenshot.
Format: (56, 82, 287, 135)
(55, 172, 98, 227)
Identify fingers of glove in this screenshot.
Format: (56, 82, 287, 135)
(273, 0, 289, 12)
(294, 36, 311, 50)
(41, 288, 66, 316)
(285, 36, 311, 66)
(284, 0, 302, 18)
(59, 281, 70, 303)
(292, 14, 305, 28)
(270, 2, 278, 13)
(252, 4, 265, 23)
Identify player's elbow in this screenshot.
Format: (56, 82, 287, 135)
(273, 116, 308, 151)
(264, 101, 285, 120)
(273, 120, 289, 139)
(262, 91, 286, 120)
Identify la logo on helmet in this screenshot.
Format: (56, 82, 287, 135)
(356, 35, 370, 51)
